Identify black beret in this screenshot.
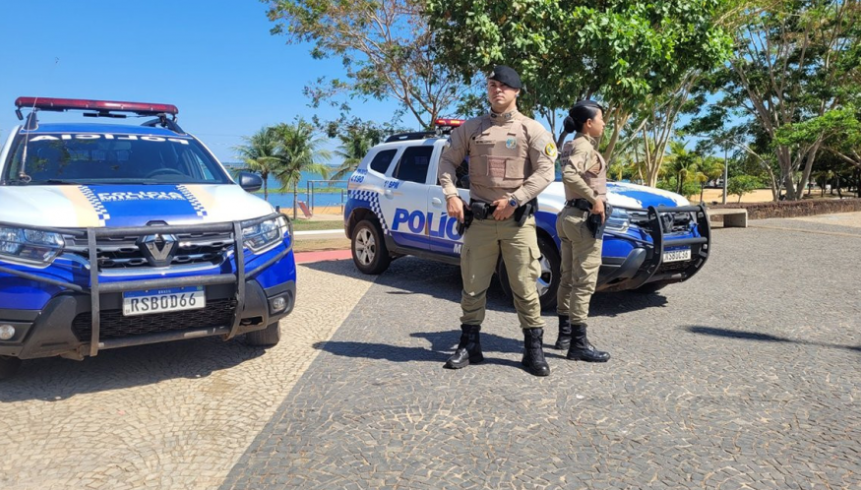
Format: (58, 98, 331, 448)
(488, 65, 523, 90)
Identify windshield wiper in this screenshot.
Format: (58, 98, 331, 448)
(28, 179, 82, 185)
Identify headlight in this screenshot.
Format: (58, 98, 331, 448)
(0, 226, 65, 266)
(242, 216, 289, 253)
(605, 207, 630, 233)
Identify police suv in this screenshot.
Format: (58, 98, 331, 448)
(0, 97, 296, 379)
(344, 119, 710, 308)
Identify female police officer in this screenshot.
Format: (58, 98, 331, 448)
(437, 65, 556, 376)
(553, 100, 611, 363)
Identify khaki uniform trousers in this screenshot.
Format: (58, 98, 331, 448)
(556, 207, 603, 324)
(460, 215, 544, 329)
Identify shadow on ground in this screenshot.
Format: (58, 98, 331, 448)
(684, 325, 861, 353)
(302, 256, 668, 317)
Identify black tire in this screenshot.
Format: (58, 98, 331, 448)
(246, 321, 281, 347)
(351, 219, 391, 275)
(633, 282, 669, 294)
(0, 355, 22, 380)
(497, 234, 561, 311)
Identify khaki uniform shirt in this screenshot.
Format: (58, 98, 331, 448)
(559, 133, 607, 204)
(438, 110, 556, 206)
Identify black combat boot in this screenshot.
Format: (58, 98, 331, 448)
(567, 323, 611, 362)
(554, 315, 572, 350)
(521, 328, 550, 377)
(444, 324, 483, 369)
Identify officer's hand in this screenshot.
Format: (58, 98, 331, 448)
(591, 199, 606, 224)
(446, 196, 465, 222)
(491, 198, 516, 220)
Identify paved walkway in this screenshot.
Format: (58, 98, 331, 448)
(217, 217, 861, 489)
(2, 213, 860, 489)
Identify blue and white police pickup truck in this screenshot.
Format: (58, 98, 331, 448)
(0, 97, 295, 379)
(344, 119, 710, 308)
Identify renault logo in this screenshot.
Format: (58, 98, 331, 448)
(138, 234, 177, 267)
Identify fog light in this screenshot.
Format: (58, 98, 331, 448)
(270, 296, 287, 313)
(0, 324, 15, 340)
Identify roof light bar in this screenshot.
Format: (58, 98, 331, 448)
(14, 97, 179, 116)
(435, 118, 465, 127)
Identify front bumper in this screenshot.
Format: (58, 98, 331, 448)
(0, 212, 295, 360)
(597, 204, 711, 292)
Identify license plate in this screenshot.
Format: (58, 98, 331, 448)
(663, 247, 692, 263)
(122, 286, 205, 316)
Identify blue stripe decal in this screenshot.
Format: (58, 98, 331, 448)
(84, 185, 203, 227)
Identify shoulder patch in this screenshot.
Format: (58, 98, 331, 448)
(544, 142, 558, 159)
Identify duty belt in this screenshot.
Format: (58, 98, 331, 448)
(565, 198, 593, 212)
(469, 200, 497, 220)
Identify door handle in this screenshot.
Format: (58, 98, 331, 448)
(431, 197, 442, 207)
(384, 189, 393, 198)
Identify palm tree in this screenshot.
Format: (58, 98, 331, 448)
(694, 157, 725, 203)
(269, 121, 332, 220)
(663, 141, 700, 195)
(331, 125, 385, 181)
(232, 127, 280, 201)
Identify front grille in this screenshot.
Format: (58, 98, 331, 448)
(64, 231, 233, 269)
(72, 298, 237, 341)
(657, 260, 690, 274)
(630, 210, 694, 234)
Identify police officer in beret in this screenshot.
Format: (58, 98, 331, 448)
(553, 100, 611, 363)
(438, 65, 557, 377)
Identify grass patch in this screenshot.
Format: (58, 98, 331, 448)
(293, 238, 351, 253)
(290, 219, 344, 231)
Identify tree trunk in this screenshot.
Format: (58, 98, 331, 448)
(699, 185, 705, 204)
(292, 183, 299, 220)
(263, 171, 269, 201)
(603, 110, 630, 165)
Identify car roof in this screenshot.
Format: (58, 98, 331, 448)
(18, 122, 191, 138)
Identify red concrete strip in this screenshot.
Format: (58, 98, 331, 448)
(294, 249, 353, 264)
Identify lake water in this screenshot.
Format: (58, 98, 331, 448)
(226, 166, 349, 209)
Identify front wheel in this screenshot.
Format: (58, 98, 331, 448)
(0, 355, 22, 380)
(497, 234, 561, 311)
(351, 219, 391, 275)
(246, 321, 280, 347)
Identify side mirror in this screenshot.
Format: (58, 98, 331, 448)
(238, 171, 262, 193)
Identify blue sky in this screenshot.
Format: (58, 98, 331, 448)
(0, 0, 402, 163)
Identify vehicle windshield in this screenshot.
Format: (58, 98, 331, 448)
(3, 132, 230, 185)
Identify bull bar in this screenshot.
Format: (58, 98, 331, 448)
(0, 212, 292, 357)
(600, 203, 711, 290)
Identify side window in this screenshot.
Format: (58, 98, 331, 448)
(392, 146, 433, 184)
(369, 149, 397, 174)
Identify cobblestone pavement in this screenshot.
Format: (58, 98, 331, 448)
(2, 214, 860, 490)
(221, 217, 861, 489)
(0, 262, 375, 490)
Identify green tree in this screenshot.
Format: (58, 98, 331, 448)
(696, 157, 727, 203)
(692, 0, 861, 201)
(330, 122, 386, 181)
(269, 120, 332, 220)
(263, 0, 477, 128)
(662, 141, 701, 195)
(424, 0, 734, 159)
(232, 127, 281, 201)
(727, 175, 761, 203)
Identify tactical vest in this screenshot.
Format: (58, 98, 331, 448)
(467, 113, 530, 203)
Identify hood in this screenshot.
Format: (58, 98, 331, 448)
(0, 184, 275, 228)
(539, 181, 690, 212)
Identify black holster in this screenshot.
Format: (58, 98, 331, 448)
(585, 203, 612, 239)
(513, 198, 538, 227)
(456, 199, 474, 235)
